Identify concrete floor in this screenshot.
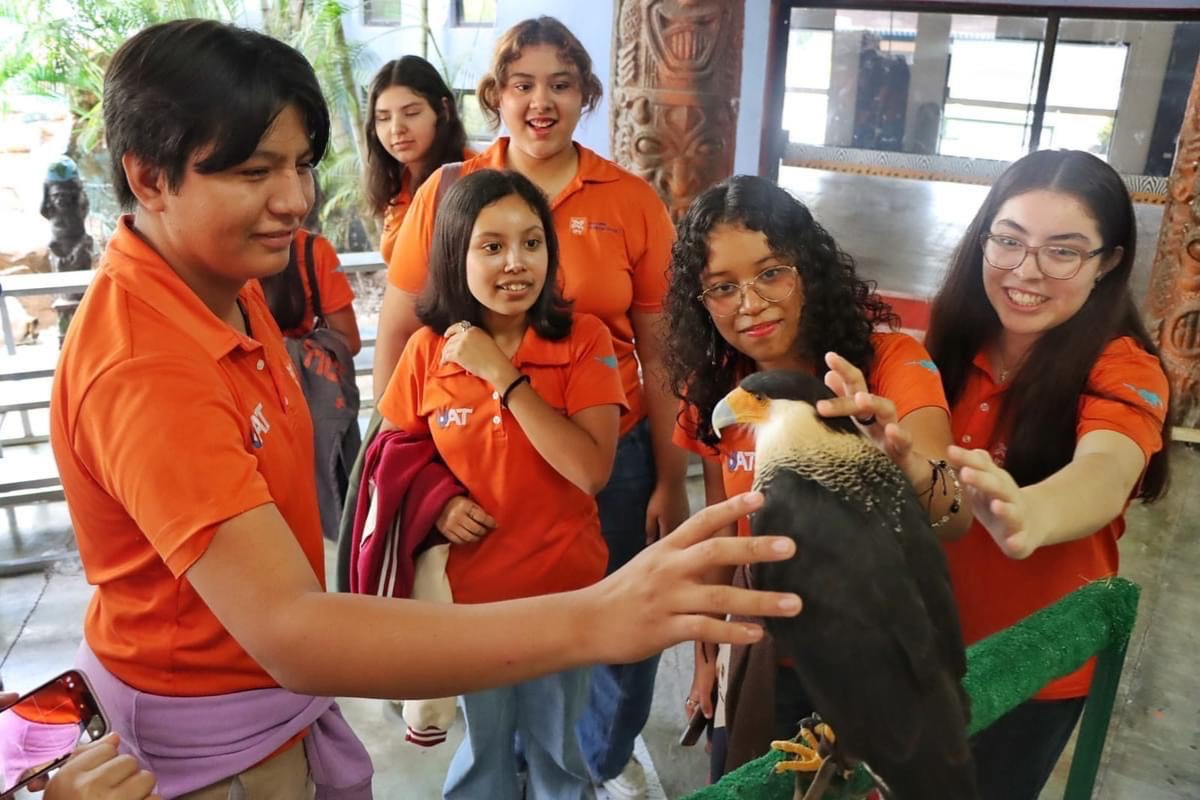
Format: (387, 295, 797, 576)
(2, 445, 1199, 798)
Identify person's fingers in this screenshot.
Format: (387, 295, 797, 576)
(661, 492, 764, 550)
(825, 352, 867, 391)
(958, 466, 1008, 499)
(677, 532, 797, 574)
(676, 615, 766, 647)
(990, 499, 1021, 527)
(882, 423, 913, 456)
(675, 579, 801, 620)
(467, 504, 497, 528)
(456, 515, 490, 539)
(444, 526, 477, 545)
(84, 752, 145, 791)
(815, 396, 860, 418)
(112, 765, 158, 799)
(0, 691, 16, 710)
(59, 734, 120, 772)
(947, 445, 993, 471)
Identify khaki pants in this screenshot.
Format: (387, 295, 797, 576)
(176, 741, 313, 800)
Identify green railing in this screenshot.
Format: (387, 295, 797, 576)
(684, 577, 1141, 800)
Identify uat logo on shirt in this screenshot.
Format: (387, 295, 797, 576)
(726, 451, 755, 472)
(249, 402, 271, 449)
(569, 216, 587, 235)
(436, 407, 474, 428)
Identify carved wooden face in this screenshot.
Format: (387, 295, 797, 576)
(645, 0, 728, 78)
(627, 96, 725, 219)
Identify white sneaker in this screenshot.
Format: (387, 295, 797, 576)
(599, 757, 647, 800)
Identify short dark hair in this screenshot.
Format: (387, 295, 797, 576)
(925, 149, 1169, 500)
(417, 169, 572, 340)
(665, 175, 898, 447)
(363, 56, 468, 217)
(104, 18, 330, 210)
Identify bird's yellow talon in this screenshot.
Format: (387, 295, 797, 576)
(770, 737, 824, 773)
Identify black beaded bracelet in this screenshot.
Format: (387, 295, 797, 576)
(500, 374, 531, 409)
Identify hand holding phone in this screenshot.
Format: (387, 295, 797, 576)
(679, 706, 709, 747)
(0, 670, 109, 796)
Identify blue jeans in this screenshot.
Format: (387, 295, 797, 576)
(577, 420, 660, 781)
(445, 668, 592, 800)
(972, 697, 1086, 800)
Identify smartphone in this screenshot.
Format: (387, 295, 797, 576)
(0, 669, 109, 796)
(678, 706, 709, 747)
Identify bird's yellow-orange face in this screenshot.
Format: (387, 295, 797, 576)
(712, 386, 772, 437)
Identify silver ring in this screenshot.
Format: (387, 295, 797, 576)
(855, 414, 877, 426)
(685, 698, 698, 707)
(459, 320, 471, 332)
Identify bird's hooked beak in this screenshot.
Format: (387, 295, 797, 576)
(712, 386, 771, 439)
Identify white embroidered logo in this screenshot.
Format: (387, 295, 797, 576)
(570, 216, 587, 235)
(436, 408, 474, 428)
(250, 402, 271, 449)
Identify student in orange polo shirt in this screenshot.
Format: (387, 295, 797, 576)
(925, 149, 1169, 800)
(49, 19, 805, 799)
(379, 168, 626, 799)
(375, 17, 689, 795)
(364, 56, 476, 263)
(665, 176, 963, 780)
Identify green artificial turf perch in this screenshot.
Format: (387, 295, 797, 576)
(684, 577, 1141, 800)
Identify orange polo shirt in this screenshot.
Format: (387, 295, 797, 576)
(942, 336, 1167, 700)
(387, 138, 674, 436)
(279, 229, 355, 338)
(378, 313, 628, 604)
(379, 148, 478, 263)
(50, 217, 325, 696)
(673, 332, 950, 537)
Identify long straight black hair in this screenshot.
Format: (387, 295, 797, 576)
(417, 169, 572, 340)
(924, 149, 1168, 500)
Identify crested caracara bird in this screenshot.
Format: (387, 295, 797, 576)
(713, 370, 979, 800)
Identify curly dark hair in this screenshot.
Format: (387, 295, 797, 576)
(665, 175, 898, 448)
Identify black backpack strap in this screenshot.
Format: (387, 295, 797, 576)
(303, 230, 322, 323)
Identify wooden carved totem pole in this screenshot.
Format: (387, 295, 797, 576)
(1146, 56, 1200, 427)
(611, 0, 745, 220)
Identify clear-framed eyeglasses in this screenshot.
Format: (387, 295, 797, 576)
(980, 233, 1106, 281)
(697, 265, 801, 317)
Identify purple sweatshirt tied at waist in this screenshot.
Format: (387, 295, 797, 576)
(76, 642, 373, 799)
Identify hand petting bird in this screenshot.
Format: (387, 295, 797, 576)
(713, 370, 980, 800)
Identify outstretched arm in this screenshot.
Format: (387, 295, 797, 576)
(185, 492, 802, 699)
(948, 430, 1144, 560)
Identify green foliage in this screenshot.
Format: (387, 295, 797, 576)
(0, 0, 239, 152)
(0, 0, 380, 250)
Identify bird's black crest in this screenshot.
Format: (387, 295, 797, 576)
(738, 370, 859, 435)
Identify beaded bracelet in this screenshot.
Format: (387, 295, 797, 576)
(500, 374, 531, 409)
(924, 459, 963, 528)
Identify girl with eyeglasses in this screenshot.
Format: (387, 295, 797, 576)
(926, 149, 1170, 800)
(664, 175, 965, 780)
